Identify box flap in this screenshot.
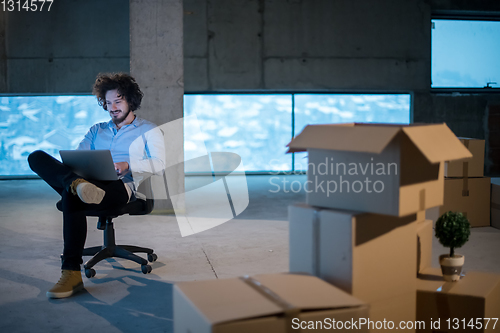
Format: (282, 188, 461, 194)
(253, 274, 365, 311)
(288, 123, 472, 163)
(402, 124, 472, 164)
(287, 124, 401, 154)
(175, 278, 283, 325)
(175, 274, 365, 326)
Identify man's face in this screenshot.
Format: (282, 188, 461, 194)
(105, 89, 131, 125)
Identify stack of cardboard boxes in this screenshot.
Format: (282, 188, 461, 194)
(172, 124, 500, 333)
(491, 178, 500, 229)
(287, 123, 472, 332)
(428, 138, 490, 227)
(415, 140, 500, 333)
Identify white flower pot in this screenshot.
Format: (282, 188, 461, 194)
(439, 254, 464, 282)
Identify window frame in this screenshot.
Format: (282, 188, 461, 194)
(430, 12, 500, 93)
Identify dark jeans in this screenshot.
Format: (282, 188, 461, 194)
(28, 150, 129, 271)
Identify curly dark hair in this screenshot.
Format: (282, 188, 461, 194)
(92, 73, 144, 111)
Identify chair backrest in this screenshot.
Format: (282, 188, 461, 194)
(130, 173, 155, 215)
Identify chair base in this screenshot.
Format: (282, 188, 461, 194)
(82, 219, 156, 276)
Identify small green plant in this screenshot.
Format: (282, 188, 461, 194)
(435, 211, 471, 257)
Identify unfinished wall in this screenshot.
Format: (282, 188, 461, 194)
(1, 0, 129, 94)
(184, 0, 431, 92)
(417, 0, 500, 175)
(183, 0, 500, 175)
(2, 0, 500, 173)
(4, 0, 499, 94)
(414, 93, 500, 175)
(430, 0, 500, 12)
(0, 10, 7, 92)
(3, 0, 432, 93)
(414, 93, 500, 137)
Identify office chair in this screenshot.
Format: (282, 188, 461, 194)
(57, 175, 158, 278)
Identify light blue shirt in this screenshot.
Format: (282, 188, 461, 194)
(77, 115, 165, 198)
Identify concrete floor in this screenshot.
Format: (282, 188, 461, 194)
(0, 175, 499, 333)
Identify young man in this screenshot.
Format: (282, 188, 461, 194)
(28, 73, 165, 299)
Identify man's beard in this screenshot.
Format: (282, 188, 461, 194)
(111, 108, 131, 125)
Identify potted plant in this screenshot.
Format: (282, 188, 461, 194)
(435, 211, 471, 282)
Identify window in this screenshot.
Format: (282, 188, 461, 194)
(293, 94, 410, 170)
(184, 94, 292, 172)
(432, 19, 500, 88)
(185, 94, 411, 173)
(0, 96, 109, 176)
(0, 93, 411, 176)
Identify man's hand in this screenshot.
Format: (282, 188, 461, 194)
(114, 162, 130, 175)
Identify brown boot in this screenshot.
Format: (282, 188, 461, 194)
(46, 270, 84, 299)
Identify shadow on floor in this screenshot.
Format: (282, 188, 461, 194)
(0, 265, 174, 333)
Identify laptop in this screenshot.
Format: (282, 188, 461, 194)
(60, 150, 119, 181)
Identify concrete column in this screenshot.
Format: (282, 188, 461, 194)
(130, 0, 184, 213)
(0, 10, 7, 92)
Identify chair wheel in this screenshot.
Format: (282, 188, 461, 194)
(141, 265, 152, 274)
(147, 253, 158, 262)
(85, 268, 96, 278)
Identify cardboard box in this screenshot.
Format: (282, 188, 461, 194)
(417, 267, 500, 332)
(370, 292, 417, 333)
(491, 178, 500, 230)
(425, 206, 440, 226)
(445, 138, 485, 178)
(440, 177, 491, 227)
(174, 273, 369, 333)
(289, 203, 417, 304)
(417, 220, 433, 274)
(287, 123, 472, 217)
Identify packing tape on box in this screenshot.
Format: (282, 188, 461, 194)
(240, 276, 301, 333)
(462, 140, 470, 197)
(419, 189, 426, 211)
(416, 210, 426, 222)
(462, 171, 469, 197)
